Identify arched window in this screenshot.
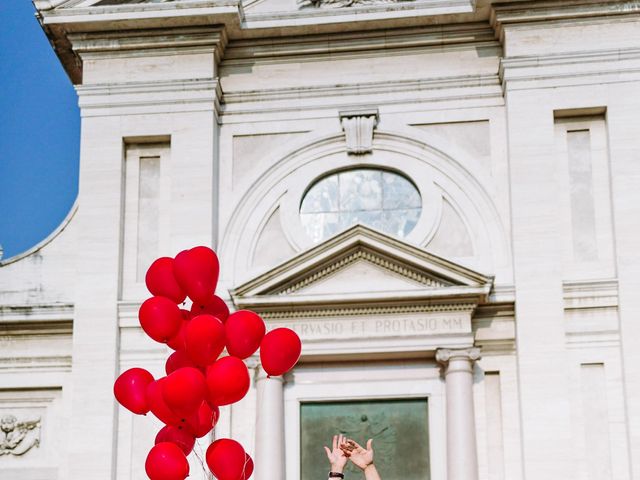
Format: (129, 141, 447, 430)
(300, 168, 422, 243)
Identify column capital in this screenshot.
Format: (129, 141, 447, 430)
(256, 371, 285, 383)
(249, 360, 286, 383)
(436, 347, 481, 373)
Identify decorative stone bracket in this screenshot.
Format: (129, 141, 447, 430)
(339, 108, 379, 154)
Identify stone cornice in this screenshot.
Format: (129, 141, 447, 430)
(499, 46, 640, 90)
(562, 278, 619, 311)
(223, 24, 497, 61)
(0, 304, 74, 336)
(491, 1, 640, 44)
(69, 26, 227, 62)
(75, 78, 222, 117)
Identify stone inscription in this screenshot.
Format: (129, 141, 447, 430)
(268, 314, 469, 340)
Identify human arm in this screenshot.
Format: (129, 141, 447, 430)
(324, 434, 349, 475)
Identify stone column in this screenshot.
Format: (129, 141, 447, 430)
(254, 368, 285, 480)
(436, 347, 481, 480)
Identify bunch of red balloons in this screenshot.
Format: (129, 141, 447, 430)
(113, 246, 302, 480)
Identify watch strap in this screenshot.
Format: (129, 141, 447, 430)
(329, 473, 345, 479)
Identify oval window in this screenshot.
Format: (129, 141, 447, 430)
(300, 168, 422, 243)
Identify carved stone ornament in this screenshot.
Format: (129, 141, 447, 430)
(94, 0, 180, 5)
(299, 0, 414, 9)
(436, 347, 481, 375)
(0, 414, 41, 456)
(339, 109, 379, 155)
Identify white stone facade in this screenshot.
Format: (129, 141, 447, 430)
(1, 0, 639, 479)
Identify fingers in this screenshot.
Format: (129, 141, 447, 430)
(324, 446, 331, 459)
(348, 439, 364, 450)
(339, 440, 354, 457)
(341, 441, 355, 452)
(332, 435, 337, 451)
(366, 438, 373, 451)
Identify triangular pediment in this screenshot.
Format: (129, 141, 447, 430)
(232, 225, 493, 309)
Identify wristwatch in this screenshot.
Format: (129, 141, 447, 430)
(328, 473, 345, 479)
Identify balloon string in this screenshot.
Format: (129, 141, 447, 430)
(254, 370, 266, 464)
(193, 440, 208, 478)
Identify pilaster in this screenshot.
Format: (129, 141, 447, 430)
(66, 24, 228, 479)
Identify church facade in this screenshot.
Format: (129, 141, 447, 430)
(2, 0, 640, 479)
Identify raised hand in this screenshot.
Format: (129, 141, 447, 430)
(324, 434, 350, 473)
(341, 439, 374, 470)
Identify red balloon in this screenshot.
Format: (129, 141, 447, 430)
(260, 328, 302, 377)
(155, 425, 195, 456)
(146, 257, 187, 304)
(139, 296, 183, 344)
(173, 247, 220, 304)
(185, 400, 220, 438)
(206, 438, 246, 480)
(147, 379, 183, 427)
(225, 310, 265, 360)
(190, 295, 230, 322)
(165, 350, 197, 375)
(185, 314, 226, 367)
(146, 442, 190, 480)
(206, 356, 250, 406)
(242, 453, 254, 480)
(167, 309, 191, 351)
(114, 368, 154, 415)
(162, 367, 207, 417)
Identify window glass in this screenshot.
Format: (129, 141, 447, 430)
(300, 168, 421, 242)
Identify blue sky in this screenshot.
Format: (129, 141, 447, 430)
(0, 2, 80, 260)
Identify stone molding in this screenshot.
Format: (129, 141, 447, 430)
(260, 302, 477, 320)
(490, 1, 640, 44)
(224, 25, 496, 61)
(233, 224, 494, 299)
(221, 75, 502, 116)
(562, 278, 619, 311)
(499, 45, 640, 91)
(0, 304, 73, 374)
(0, 304, 74, 335)
(68, 26, 227, 63)
(76, 79, 222, 116)
(274, 248, 447, 295)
